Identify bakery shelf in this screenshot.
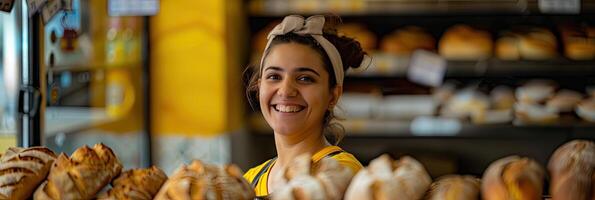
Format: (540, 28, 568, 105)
(248, 0, 595, 16)
(249, 113, 595, 139)
(45, 107, 117, 137)
(51, 62, 142, 73)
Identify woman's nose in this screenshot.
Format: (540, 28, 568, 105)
(277, 79, 298, 97)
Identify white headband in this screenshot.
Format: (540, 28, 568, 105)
(260, 15, 345, 86)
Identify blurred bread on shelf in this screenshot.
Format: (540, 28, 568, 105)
(272, 153, 355, 200)
(344, 154, 431, 200)
(576, 98, 595, 122)
(482, 156, 544, 200)
(425, 175, 481, 200)
(153, 160, 254, 200)
(560, 24, 595, 60)
(546, 89, 583, 113)
(491, 86, 515, 110)
(34, 143, 123, 200)
(439, 25, 493, 60)
(515, 80, 556, 104)
(496, 33, 521, 60)
(381, 26, 435, 56)
(338, 23, 377, 52)
(440, 89, 489, 120)
(548, 140, 595, 200)
(0, 147, 56, 200)
(377, 95, 437, 120)
(514, 102, 559, 125)
(518, 28, 558, 60)
(97, 166, 167, 200)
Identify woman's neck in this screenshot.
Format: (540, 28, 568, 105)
(273, 128, 330, 168)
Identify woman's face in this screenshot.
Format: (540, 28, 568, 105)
(259, 42, 340, 137)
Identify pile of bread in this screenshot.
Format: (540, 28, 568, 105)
(0, 143, 254, 200)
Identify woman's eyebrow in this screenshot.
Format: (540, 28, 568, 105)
(296, 67, 320, 77)
(264, 66, 283, 72)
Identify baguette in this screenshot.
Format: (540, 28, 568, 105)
(33, 143, 122, 200)
(548, 140, 595, 200)
(0, 147, 57, 200)
(97, 166, 167, 200)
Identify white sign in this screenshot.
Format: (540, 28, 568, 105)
(407, 50, 447, 87)
(108, 0, 159, 16)
(41, 0, 61, 24)
(0, 0, 15, 12)
(539, 0, 580, 14)
(26, 0, 47, 16)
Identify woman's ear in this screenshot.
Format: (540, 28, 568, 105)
(329, 85, 343, 108)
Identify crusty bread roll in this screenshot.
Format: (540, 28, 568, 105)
(381, 26, 435, 56)
(272, 153, 355, 200)
(577, 98, 595, 122)
(344, 154, 431, 200)
(496, 35, 521, 60)
(548, 140, 595, 200)
(439, 25, 493, 60)
(559, 24, 595, 60)
(97, 166, 167, 200)
(546, 90, 583, 113)
(154, 160, 254, 200)
(33, 143, 122, 200)
(517, 28, 557, 60)
(482, 156, 544, 200)
(425, 175, 481, 200)
(0, 147, 56, 200)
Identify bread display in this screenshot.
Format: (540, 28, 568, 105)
(97, 166, 167, 200)
(272, 153, 355, 200)
(344, 154, 431, 200)
(496, 34, 521, 60)
(515, 81, 556, 104)
(154, 160, 254, 200)
(425, 175, 481, 200)
(482, 156, 544, 200)
(33, 143, 123, 200)
(559, 24, 595, 60)
(548, 140, 595, 200)
(439, 25, 493, 60)
(381, 26, 435, 56)
(517, 28, 558, 60)
(576, 98, 595, 122)
(546, 89, 583, 113)
(0, 147, 57, 200)
(337, 23, 377, 51)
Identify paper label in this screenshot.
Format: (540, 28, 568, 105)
(108, 0, 159, 16)
(407, 50, 447, 87)
(26, 0, 47, 16)
(539, 0, 580, 14)
(41, 0, 61, 24)
(0, 0, 15, 12)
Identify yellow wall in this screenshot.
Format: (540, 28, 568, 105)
(151, 0, 244, 136)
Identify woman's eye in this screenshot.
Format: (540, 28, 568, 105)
(298, 76, 314, 83)
(266, 74, 281, 80)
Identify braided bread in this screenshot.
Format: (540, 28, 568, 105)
(97, 166, 167, 200)
(0, 147, 56, 200)
(33, 143, 122, 200)
(154, 160, 254, 200)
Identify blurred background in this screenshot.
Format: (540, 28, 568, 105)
(0, 0, 594, 179)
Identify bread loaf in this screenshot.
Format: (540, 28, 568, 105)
(97, 166, 167, 200)
(439, 25, 493, 60)
(271, 153, 355, 200)
(381, 26, 435, 56)
(548, 140, 595, 200)
(154, 160, 254, 200)
(0, 147, 56, 200)
(482, 156, 544, 200)
(344, 154, 431, 200)
(425, 175, 481, 200)
(33, 143, 122, 200)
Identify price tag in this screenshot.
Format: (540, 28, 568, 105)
(26, 0, 47, 16)
(108, 0, 159, 16)
(539, 0, 580, 14)
(0, 0, 15, 13)
(41, 0, 61, 24)
(407, 50, 446, 87)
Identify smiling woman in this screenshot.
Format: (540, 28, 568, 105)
(242, 15, 368, 198)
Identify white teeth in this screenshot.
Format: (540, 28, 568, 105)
(275, 105, 303, 113)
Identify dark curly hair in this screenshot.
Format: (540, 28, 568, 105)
(244, 15, 367, 145)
